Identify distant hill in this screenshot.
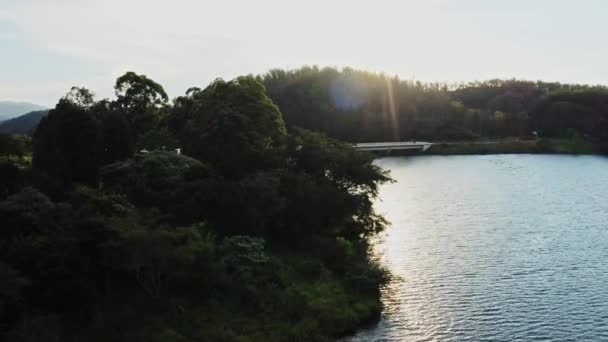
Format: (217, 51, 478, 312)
(0, 101, 47, 122)
(0, 110, 48, 135)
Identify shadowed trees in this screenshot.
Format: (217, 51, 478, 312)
(33, 96, 103, 185)
(258, 67, 608, 143)
(0, 133, 29, 158)
(32, 72, 168, 186)
(169, 76, 287, 178)
(8, 72, 391, 341)
(114, 72, 169, 137)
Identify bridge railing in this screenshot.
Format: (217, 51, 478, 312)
(353, 142, 433, 152)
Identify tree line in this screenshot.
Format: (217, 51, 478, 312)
(0, 72, 390, 341)
(258, 66, 608, 143)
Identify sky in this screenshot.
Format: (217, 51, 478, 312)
(1, 0, 608, 106)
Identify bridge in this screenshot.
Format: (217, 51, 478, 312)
(353, 141, 433, 152)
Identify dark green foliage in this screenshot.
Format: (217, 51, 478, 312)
(33, 98, 102, 185)
(169, 76, 287, 178)
(109, 222, 217, 298)
(0, 185, 387, 341)
(220, 235, 270, 286)
(0, 161, 26, 199)
(0, 187, 56, 238)
(0, 262, 29, 330)
(32, 85, 142, 186)
(100, 110, 134, 164)
(64, 86, 96, 107)
(4, 72, 391, 342)
(282, 129, 390, 241)
(531, 91, 608, 140)
(260, 66, 468, 141)
(115, 72, 169, 109)
(0, 133, 30, 157)
(260, 67, 608, 143)
(136, 127, 179, 151)
(114, 71, 169, 137)
(100, 151, 209, 214)
(31, 74, 171, 187)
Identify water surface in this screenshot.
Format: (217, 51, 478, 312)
(348, 154, 608, 341)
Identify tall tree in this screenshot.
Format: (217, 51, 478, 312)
(114, 72, 168, 137)
(170, 76, 287, 177)
(33, 97, 102, 185)
(33, 88, 133, 185)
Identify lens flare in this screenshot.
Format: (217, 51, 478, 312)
(385, 77, 399, 141)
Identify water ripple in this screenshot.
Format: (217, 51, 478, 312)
(344, 155, 608, 341)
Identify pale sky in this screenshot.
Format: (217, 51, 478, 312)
(1, 0, 607, 106)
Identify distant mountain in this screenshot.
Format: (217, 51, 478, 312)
(0, 101, 47, 122)
(0, 110, 49, 135)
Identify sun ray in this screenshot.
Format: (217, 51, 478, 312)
(386, 77, 399, 141)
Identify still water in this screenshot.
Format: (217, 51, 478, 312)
(347, 154, 608, 341)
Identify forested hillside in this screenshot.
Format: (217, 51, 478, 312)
(259, 66, 608, 142)
(9, 67, 608, 145)
(0, 73, 390, 341)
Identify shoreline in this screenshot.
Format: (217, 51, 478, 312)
(370, 139, 608, 156)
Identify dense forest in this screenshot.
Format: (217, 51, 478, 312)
(259, 66, 608, 144)
(0, 73, 391, 341)
(5, 66, 608, 147)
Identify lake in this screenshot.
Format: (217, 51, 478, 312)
(346, 154, 608, 341)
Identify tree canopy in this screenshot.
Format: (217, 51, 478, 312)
(5, 71, 390, 341)
(169, 76, 287, 177)
(114, 71, 169, 137)
(258, 66, 608, 143)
